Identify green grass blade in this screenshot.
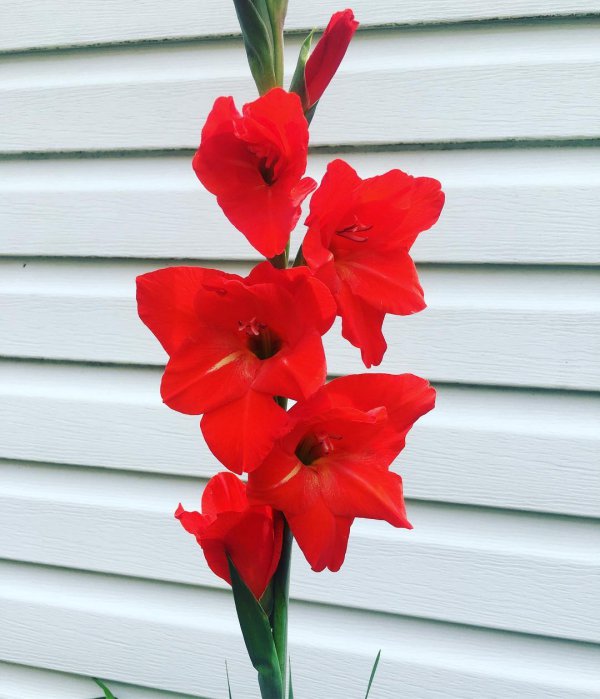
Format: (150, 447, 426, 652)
(93, 678, 117, 698)
(364, 650, 381, 699)
(225, 661, 233, 699)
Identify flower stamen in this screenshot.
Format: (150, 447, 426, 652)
(335, 220, 372, 242)
(296, 431, 343, 465)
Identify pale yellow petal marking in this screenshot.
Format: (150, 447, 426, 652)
(272, 461, 303, 489)
(206, 350, 244, 374)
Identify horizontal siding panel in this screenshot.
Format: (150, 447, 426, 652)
(2, 23, 600, 152)
(0, 661, 200, 699)
(2, 148, 599, 264)
(2, 7, 599, 694)
(0, 361, 598, 517)
(1, 562, 599, 699)
(3, 1, 600, 52)
(1, 462, 598, 642)
(1, 260, 598, 390)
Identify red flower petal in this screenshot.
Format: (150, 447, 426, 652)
(326, 373, 436, 440)
(337, 249, 426, 315)
(338, 168, 443, 251)
(174, 503, 211, 537)
(304, 159, 360, 236)
(291, 176, 318, 206)
(201, 510, 282, 598)
(253, 330, 327, 401)
(201, 471, 248, 517)
(293, 275, 337, 335)
(247, 444, 313, 515)
(216, 183, 308, 259)
(198, 95, 238, 141)
(319, 461, 411, 527)
(161, 335, 257, 415)
(337, 285, 387, 368)
(136, 266, 239, 355)
(247, 263, 336, 335)
(201, 390, 289, 474)
(288, 501, 353, 572)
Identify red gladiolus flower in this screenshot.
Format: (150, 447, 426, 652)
(304, 9, 359, 109)
(303, 159, 445, 368)
(136, 262, 336, 473)
(176, 472, 283, 599)
(192, 88, 316, 258)
(247, 373, 435, 572)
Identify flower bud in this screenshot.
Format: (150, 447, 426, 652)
(304, 9, 359, 108)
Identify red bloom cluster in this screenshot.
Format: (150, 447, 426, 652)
(137, 9, 444, 598)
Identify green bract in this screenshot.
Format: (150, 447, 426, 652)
(233, 0, 288, 93)
(228, 556, 284, 699)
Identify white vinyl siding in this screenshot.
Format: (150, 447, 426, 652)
(0, 3, 599, 698)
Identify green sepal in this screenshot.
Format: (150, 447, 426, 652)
(364, 650, 382, 699)
(289, 29, 315, 109)
(233, 0, 278, 94)
(228, 556, 284, 699)
(93, 678, 118, 699)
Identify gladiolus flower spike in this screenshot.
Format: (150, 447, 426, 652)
(134, 5, 445, 698)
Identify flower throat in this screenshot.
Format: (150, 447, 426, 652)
(238, 317, 282, 359)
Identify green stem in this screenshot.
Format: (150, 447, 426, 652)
(271, 519, 293, 696)
(292, 244, 305, 267)
(265, 237, 292, 697)
(269, 241, 290, 270)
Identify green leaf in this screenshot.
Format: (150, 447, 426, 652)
(225, 661, 233, 699)
(232, 0, 277, 94)
(364, 650, 381, 699)
(259, 578, 274, 619)
(228, 556, 283, 699)
(289, 29, 315, 108)
(93, 678, 118, 699)
(288, 660, 293, 699)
